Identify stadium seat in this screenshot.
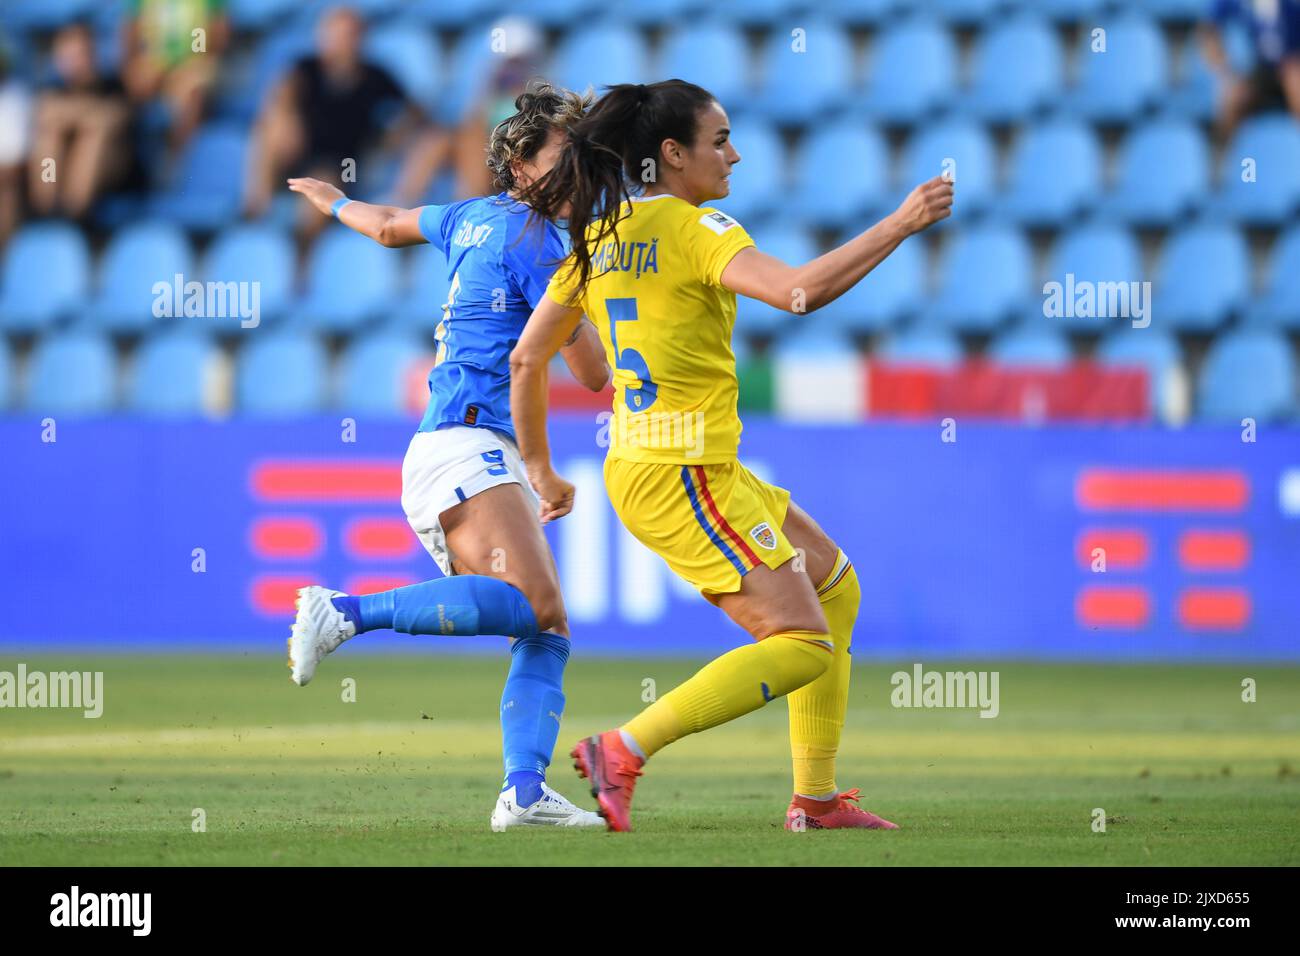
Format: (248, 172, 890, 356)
(1136, 0, 1210, 22)
(0, 336, 11, 408)
(1169, 24, 1254, 122)
(510, 0, 599, 28)
(621, 0, 705, 28)
(24, 332, 116, 414)
(877, 327, 963, 367)
(734, 226, 818, 337)
(930, 224, 1033, 331)
(989, 326, 1072, 367)
(817, 234, 925, 334)
(226, 0, 297, 30)
(295, 226, 400, 332)
(88, 222, 194, 334)
(1217, 116, 1300, 226)
(1198, 330, 1296, 423)
(1155, 225, 1250, 332)
(901, 119, 997, 217)
(716, 121, 784, 225)
(1002, 120, 1101, 227)
(337, 331, 430, 414)
(1044, 225, 1144, 332)
(148, 123, 248, 230)
(1097, 329, 1188, 424)
(127, 331, 224, 416)
(236, 331, 329, 415)
(755, 20, 854, 126)
(863, 19, 958, 126)
(1106, 119, 1209, 227)
(929, 0, 1011, 26)
(792, 121, 889, 229)
(201, 224, 297, 327)
(1071, 15, 1167, 124)
(658, 23, 750, 109)
(1037, 0, 1106, 21)
(363, 20, 444, 116)
(965, 15, 1062, 123)
(410, 0, 501, 28)
(551, 23, 648, 92)
(2, 0, 97, 30)
(822, 0, 901, 26)
(232, 21, 316, 122)
(0, 223, 90, 332)
(729, 0, 809, 27)
(399, 242, 452, 329)
(1253, 227, 1300, 329)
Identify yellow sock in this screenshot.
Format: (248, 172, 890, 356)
(787, 551, 859, 797)
(622, 630, 832, 758)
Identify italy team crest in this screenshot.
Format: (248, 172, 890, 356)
(749, 522, 776, 550)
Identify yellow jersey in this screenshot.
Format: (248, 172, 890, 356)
(545, 193, 754, 464)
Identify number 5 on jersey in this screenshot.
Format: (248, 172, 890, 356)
(606, 298, 657, 412)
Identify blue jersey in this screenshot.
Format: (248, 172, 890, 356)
(414, 192, 564, 441)
(1212, 0, 1300, 63)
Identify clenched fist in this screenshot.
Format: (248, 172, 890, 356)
(893, 175, 955, 236)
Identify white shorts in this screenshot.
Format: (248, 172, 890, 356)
(400, 425, 540, 577)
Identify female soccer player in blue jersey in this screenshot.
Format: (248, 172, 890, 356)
(285, 82, 611, 830)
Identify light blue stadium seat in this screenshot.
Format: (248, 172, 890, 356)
(233, 22, 315, 122)
(1198, 330, 1296, 422)
(1044, 225, 1144, 332)
(878, 327, 964, 366)
(1157, 225, 1249, 332)
(658, 22, 750, 108)
(202, 224, 296, 327)
(823, 0, 902, 26)
(364, 20, 444, 116)
(1217, 116, 1300, 226)
(295, 227, 400, 332)
(410, 0, 501, 28)
(88, 222, 193, 334)
(928, 0, 1012, 26)
(551, 23, 648, 91)
(734, 227, 818, 337)
(226, 0, 296, 30)
(902, 119, 996, 216)
(0, 337, 11, 408)
(990, 326, 1072, 366)
(1106, 119, 1208, 226)
(772, 326, 855, 359)
(3, 0, 98, 29)
(1170, 23, 1254, 121)
(236, 332, 329, 415)
(24, 332, 116, 414)
(817, 234, 925, 333)
(1037, 0, 1106, 21)
(0, 223, 90, 332)
(128, 331, 222, 416)
(1136, 0, 1209, 21)
(730, 0, 810, 27)
(1254, 227, 1300, 328)
(148, 123, 248, 230)
(1072, 15, 1167, 123)
(338, 331, 430, 414)
(620, 0, 706, 28)
(792, 121, 889, 229)
(510, 0, 598, 28)
(930, 224, 1032, 331)
(716, 121, 784, 225)
(1002, 120, 1101, 226)
(965, 15, 1062, 123)
(863, 18, 958, 126)
(400, 242, 452, 328)
(1098, 329, 1184, 422)
(755, 20, 854, 125)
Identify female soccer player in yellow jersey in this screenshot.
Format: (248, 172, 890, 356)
(509, 80, 954, 832)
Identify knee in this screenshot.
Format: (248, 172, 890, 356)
(524, 588, 567, 636)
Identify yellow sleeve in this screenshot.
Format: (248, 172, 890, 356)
(544, 253, 585, 310)
(683, 207, 756, 287)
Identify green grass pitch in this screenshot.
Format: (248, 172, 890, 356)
(1, 654, 1297, 866)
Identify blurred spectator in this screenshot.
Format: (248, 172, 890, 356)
(121, 0, 229, 158)
(1202, 0, 1300, 139)
(245, 6, 440, 241)
(0, 38, 32, 246)
(28, 22, 132, 221)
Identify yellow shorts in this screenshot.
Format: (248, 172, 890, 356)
(603, 456, 797, 596)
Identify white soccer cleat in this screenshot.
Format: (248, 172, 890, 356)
(489, 783, 604, 831)
(288, 586, 356, 686)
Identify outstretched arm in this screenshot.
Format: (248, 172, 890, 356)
(287, 177, 427, 248)
(720, 175, 954, 314)
(510, 295, 585, 523)
(559, 316, 611, 392)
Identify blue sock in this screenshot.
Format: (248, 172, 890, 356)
(504, 770, 545, 808)
(331, 577, 539, 638)
(500, 632, 570, 805)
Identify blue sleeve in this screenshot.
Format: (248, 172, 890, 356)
(508, 222, 565, 309)
(1210, 0, 1239, 24)
(417, 204, 453, 253)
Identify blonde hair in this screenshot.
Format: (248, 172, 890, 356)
(487, 80, 593, 192)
